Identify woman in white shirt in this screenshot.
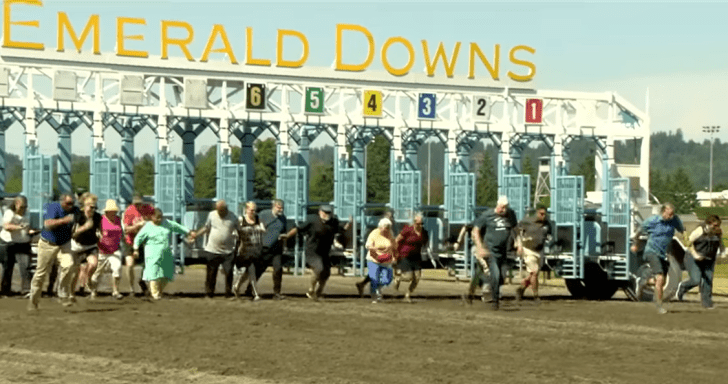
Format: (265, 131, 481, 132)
(0, 196, 38, 296)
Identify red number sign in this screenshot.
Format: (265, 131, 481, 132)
(525, 98, 543, 124)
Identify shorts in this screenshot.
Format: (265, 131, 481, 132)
(121, 242, 144, 263)
(522, 247, 540, 273)
(73, 243, 98, 263)
(96, 251, 123, 278)
(645, 252, 669, 276)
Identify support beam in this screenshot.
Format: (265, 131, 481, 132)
(182, 126, 195, 201)
(120, 124, 134, 205)
(57, 120, 72, 195)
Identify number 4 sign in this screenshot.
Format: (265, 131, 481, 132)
(525, 98, 543, 124)
(363, 90, 383, 117)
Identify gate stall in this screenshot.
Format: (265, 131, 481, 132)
(550, 175, 584, 281)
(446, 171, 476, 279)
(335, 165, 365, 276)
(23, 149, 53, 228)
(392, 169, 421, 223)
(156, 158, 186, 270)
(502, 173, 531, 221)
(90, 151, 120, 205)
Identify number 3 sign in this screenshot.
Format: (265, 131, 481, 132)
(417, 93, 436, 120)
(525, 98, 543, 124)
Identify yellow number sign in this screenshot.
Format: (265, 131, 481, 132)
(363, 90, 383, 117)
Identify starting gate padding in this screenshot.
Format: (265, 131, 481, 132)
(335, 167, 364, 219)
(218, 163, 246, 216)
(157, 160, 185, 220)
(92, 157, 120, 205)
(503, 174, 530, 221)
(554, 175, 584, 279)
(393, 170, 421, 223)
(280, 165, 307, 222)
(26, 154, 53, 228)
(447, 172, 475, 224)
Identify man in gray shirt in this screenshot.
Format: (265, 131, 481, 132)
(194, 200, 241, 298)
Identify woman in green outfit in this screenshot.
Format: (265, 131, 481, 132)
(132, 208, 195, 300)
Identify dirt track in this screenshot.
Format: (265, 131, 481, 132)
(1, 269, 726, 384)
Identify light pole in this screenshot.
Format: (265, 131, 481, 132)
(702, 125, 720, 207)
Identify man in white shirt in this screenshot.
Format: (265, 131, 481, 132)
(194, 200, 241, 298)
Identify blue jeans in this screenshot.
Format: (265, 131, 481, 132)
(679, 253, 715, 307)
(487, 253, 507, 304)
(367, 261, 393, 296)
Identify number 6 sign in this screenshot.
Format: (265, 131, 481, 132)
(525, 98, 543, 124)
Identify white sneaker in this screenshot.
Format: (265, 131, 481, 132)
(635, 277, 644, 300)
(674, 282, 684, 302)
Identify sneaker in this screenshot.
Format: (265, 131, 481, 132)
(306, 290, 318, 301)
(252, 295, 261, 302)
(657, 306, 667, 315)
(112, 292, 123, 300)
(355, 282, 365, 298)
(273, 293, 286, 301)
(674, 282, 684, 302)
(27, 301, 38, 311)
(61, 298, 74, 307)
(89, 291, 97, 300)
(461, 293, 473, 305)
(404, 293, 413, 304)
(394, 277, 401, 291)
(491, 301, 499, 311)
(515, 286, 525, 303)
(533, 297, 541, 306)
(634, 277, 644, 300)
(704, 305, 716, 310)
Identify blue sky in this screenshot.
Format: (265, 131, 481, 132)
(3, 0, 728, 157)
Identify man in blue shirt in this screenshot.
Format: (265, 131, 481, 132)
(631, 202, 685, 314)
(28, 193, 78, 310)
(250, 199, 288, 300)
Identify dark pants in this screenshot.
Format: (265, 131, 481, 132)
(251, 247, 284, 295)
(203, 250, 235, 298)
(306, 253, 331, 284)
(679, 254, 715, 307)
(0, 242, 13, 294)
(487, 253, 507, 305)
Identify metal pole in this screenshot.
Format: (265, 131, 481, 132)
(427, 141, 431, 205)
(703, 126, 721, 207)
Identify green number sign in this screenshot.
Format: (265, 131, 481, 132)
(304, 87, 324, 114)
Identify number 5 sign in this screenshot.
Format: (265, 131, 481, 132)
(304, 87, 325, 115)
(525, 98, 543, 124)
(417, 93, 436, 120)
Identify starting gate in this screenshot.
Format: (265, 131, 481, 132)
(217, 163, 247, 217)
(604, 177, 631, 280)
(91, 155, 120, 205)
(552, 175, 584, 280)
(502, 174, 530, 221)
(392, 170, 421, 223)
(447, 172, 475, 224)
(24, 153, 54, 228)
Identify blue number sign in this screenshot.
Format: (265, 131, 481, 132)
(417, 93, 436, 120)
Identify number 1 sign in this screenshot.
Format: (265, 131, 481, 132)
(525, 98, 543, 124)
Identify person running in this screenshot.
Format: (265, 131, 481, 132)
(471, 196, 518, 310)
(0, 195, 38, 297)
(194, 200, 240, 299)
(250, 199, 288, 300)
(28, 193, 78, 310)
(123, 192, 154, 295)
(365, 218, 397, 303)
(233, 201, 265, 301)
(355, 210, 394, 297)
(631, 202, 685, 314)
(514, 205, 552, 304)
(674, 214, 724, 309)
(89, 199, 124, 299)
(72, 193, 102, 298)
(393, 213, 429, 303)
(133, 208, 194, 300)
(285, 205, 351, 301)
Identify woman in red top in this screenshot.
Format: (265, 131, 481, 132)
(394, 213, 429, 303)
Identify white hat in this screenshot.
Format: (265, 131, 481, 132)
(103, 199, 119, 212)
(497, 195, 509, 206)
(378, 218, 392, 228)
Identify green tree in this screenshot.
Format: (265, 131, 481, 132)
(309, 161, 334, 203)
(570, 153, 595, 194)
(71, 156, 90, 193)
(667, 167, 698, 214)
(521, 155, 537, 198)
(133, 154, 154, 196)
(194, 146, 217, 198)
(476, 155, 498, 207)
(366, 136, 390, 204)
(254, 139, 277, 200)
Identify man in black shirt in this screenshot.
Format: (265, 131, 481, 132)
(514, 205, 552, 304)
(285, 205, 350, 301)
(472, 196, 518, 310)
(252, 199, 287, 300)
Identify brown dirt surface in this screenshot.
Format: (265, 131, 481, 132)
(1, 268, 726, 384)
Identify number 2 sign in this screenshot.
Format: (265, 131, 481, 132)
(525, 98, 543, 124)
(472, 96, 491, 122)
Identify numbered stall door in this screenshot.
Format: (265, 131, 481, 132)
(158, 161, 184, 220)
(607, 178, 631, 279)
(336, 168, 364, 220)
(554, 176, 584, 279)
(219, 164, 247, 217)
(280, 166, 307, 222)
(502, 174, 530, 221)
(26, 155, 53, 228)
(393, 170, 421, 223)
(448, 172, 475, 224)
(92, 158, 121, 203)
